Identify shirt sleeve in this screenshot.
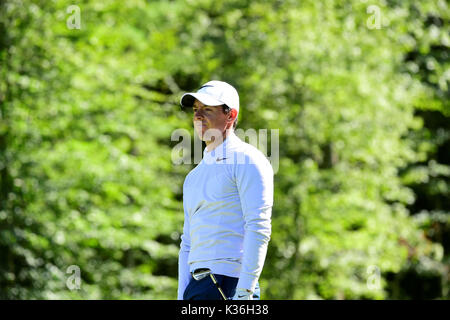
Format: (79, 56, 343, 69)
(235, 154, 274, 291)
(177, 203, 191, 300)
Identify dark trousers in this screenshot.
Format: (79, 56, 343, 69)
(183, 274, 260, 300)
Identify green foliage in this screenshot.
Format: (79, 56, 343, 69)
(0, 0, 448, 299)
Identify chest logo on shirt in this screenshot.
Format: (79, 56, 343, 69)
(216, 157, 228, 162)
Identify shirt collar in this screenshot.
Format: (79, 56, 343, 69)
(203, 131, 239, 162)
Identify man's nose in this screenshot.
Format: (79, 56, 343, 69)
(194, 109, 205, 119)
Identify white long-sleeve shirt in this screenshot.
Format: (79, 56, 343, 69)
(177, 131, 274, 300)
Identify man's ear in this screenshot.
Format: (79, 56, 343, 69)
(229, 108, 238, 122)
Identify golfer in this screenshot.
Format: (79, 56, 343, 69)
(177, 80, 274, 300)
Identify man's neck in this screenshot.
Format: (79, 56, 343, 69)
(205, 129, 233, 152)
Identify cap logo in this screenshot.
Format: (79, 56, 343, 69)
(199, 85, 214, 90)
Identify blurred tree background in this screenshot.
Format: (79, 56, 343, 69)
(0, 0, 448, 299)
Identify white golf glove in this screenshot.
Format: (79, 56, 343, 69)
(232, 288, 253, 300)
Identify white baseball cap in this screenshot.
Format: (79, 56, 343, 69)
(180, 80, 240, 114)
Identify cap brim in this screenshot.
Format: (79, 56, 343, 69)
(180, 92, 224, 110)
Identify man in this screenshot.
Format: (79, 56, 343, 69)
(177, 80, 274, 300)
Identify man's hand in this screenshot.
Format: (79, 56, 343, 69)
(232, 288, 253, 300)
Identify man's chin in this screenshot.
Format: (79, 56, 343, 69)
(195, 127, 224, 143)
(194, 128, 207, 141)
